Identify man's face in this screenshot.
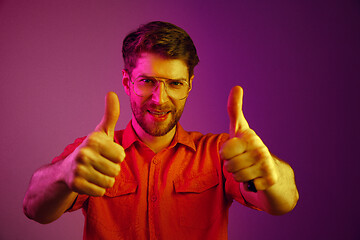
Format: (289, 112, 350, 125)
(123, 52, 193, 136)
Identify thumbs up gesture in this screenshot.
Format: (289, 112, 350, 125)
(220, 86, 279, 192)
(62, 92, 125, 197)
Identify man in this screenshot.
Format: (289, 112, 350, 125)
(23, 21, 298, 239)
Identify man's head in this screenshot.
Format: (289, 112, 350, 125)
(122, 21, 199, 79)
(122, 21, 199, 137)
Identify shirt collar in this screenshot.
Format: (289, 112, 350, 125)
(170, 123, 196, 151)
(121, 121, 196, 152)
(121, 121, 140, 150)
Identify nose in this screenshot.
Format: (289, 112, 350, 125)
(151, 81, 168, 104)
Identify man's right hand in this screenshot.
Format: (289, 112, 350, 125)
(62, 92, 125, 197)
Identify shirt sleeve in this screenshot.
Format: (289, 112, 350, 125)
(223, 166, 262, 211)
(218, 133, 262, 211)
(51, 136, 89, 212)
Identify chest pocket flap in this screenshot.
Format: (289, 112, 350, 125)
(105, 179, 138, 197)
(174, 170, 219, 193)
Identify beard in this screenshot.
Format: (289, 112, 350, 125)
(131, 98, 185, 137)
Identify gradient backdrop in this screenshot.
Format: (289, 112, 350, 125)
(1, 0, 359, 239)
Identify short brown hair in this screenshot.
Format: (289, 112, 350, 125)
(122, 21, 199, 78)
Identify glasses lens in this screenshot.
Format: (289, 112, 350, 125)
(165, 79, 189, 99)
(133, 79, 155, 97)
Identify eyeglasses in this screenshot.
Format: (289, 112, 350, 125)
(129, 76, 191, 100)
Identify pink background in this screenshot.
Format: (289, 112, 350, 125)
(1, 0, 359, 239)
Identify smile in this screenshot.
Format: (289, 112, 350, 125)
(147, 110, 171, 115)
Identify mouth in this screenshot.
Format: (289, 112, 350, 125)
(147, 110, 171, 120)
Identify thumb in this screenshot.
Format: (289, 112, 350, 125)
(96, 91, 120, 139)
(228, 86, 249, 138)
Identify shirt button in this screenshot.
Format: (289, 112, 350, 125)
(151, 195, 157, 202)
(153, 158, 158, 164)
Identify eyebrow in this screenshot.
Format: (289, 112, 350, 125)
(136, 74, 187, 81)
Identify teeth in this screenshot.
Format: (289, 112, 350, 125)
(149, 111, 168, 115)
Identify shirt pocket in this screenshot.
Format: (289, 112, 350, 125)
(104, 179, 138, 197)
(173, 170, 221, 229)
(87, 179, 138, 233)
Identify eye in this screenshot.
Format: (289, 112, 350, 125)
(168, 80, 186, 88)
(137, 78, 155, 85)
(142, 79, 152, 83)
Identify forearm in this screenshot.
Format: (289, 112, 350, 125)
(242, 156, 299, 215)
(23, 161, 77, 224)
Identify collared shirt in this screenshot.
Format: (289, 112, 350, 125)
(53, 122, 259, 240)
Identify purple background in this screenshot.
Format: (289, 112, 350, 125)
(1, 0, 359, 239)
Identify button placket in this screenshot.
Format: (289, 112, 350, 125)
(148, 154, 161, 238)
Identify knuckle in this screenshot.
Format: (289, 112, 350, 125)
(73, 164, 85, 178)
(86, 136, 98, 147)
(246, 136, 258, 147)
(260, 161, 271, 174)
(219, 145, 229, 159)
(77, 148, 87, 159)
(265, 174, 278, 186)
(86, 132, 103, 147)
(69, 177, 84, 192)
(254, 147, 268, 161)
(77, 147, 102, 167)
(261, 164, 278, 186)
(76, 147, 91, 164)
(220, 138, 243, 160)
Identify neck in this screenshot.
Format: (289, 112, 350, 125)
(131, 118, 176, 153)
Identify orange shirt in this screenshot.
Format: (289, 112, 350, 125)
(53, 122, 259, 240)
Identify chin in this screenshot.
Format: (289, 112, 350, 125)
(143, 121, 177, 136)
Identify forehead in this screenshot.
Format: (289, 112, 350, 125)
(132, 52, 188, 80)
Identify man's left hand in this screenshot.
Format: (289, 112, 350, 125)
(220, 86, 279, 191)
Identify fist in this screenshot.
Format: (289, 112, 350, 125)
(220, 86, 278, 191)
(63, 92, 125, 197)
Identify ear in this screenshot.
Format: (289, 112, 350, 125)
(188, 75, 194, 92)
(122, 69, 131, 96)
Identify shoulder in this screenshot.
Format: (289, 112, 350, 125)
(187, 131, 229, 148)
(52, 136, 86, 163)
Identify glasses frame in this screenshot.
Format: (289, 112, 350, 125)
(128, 75, 191, 100)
